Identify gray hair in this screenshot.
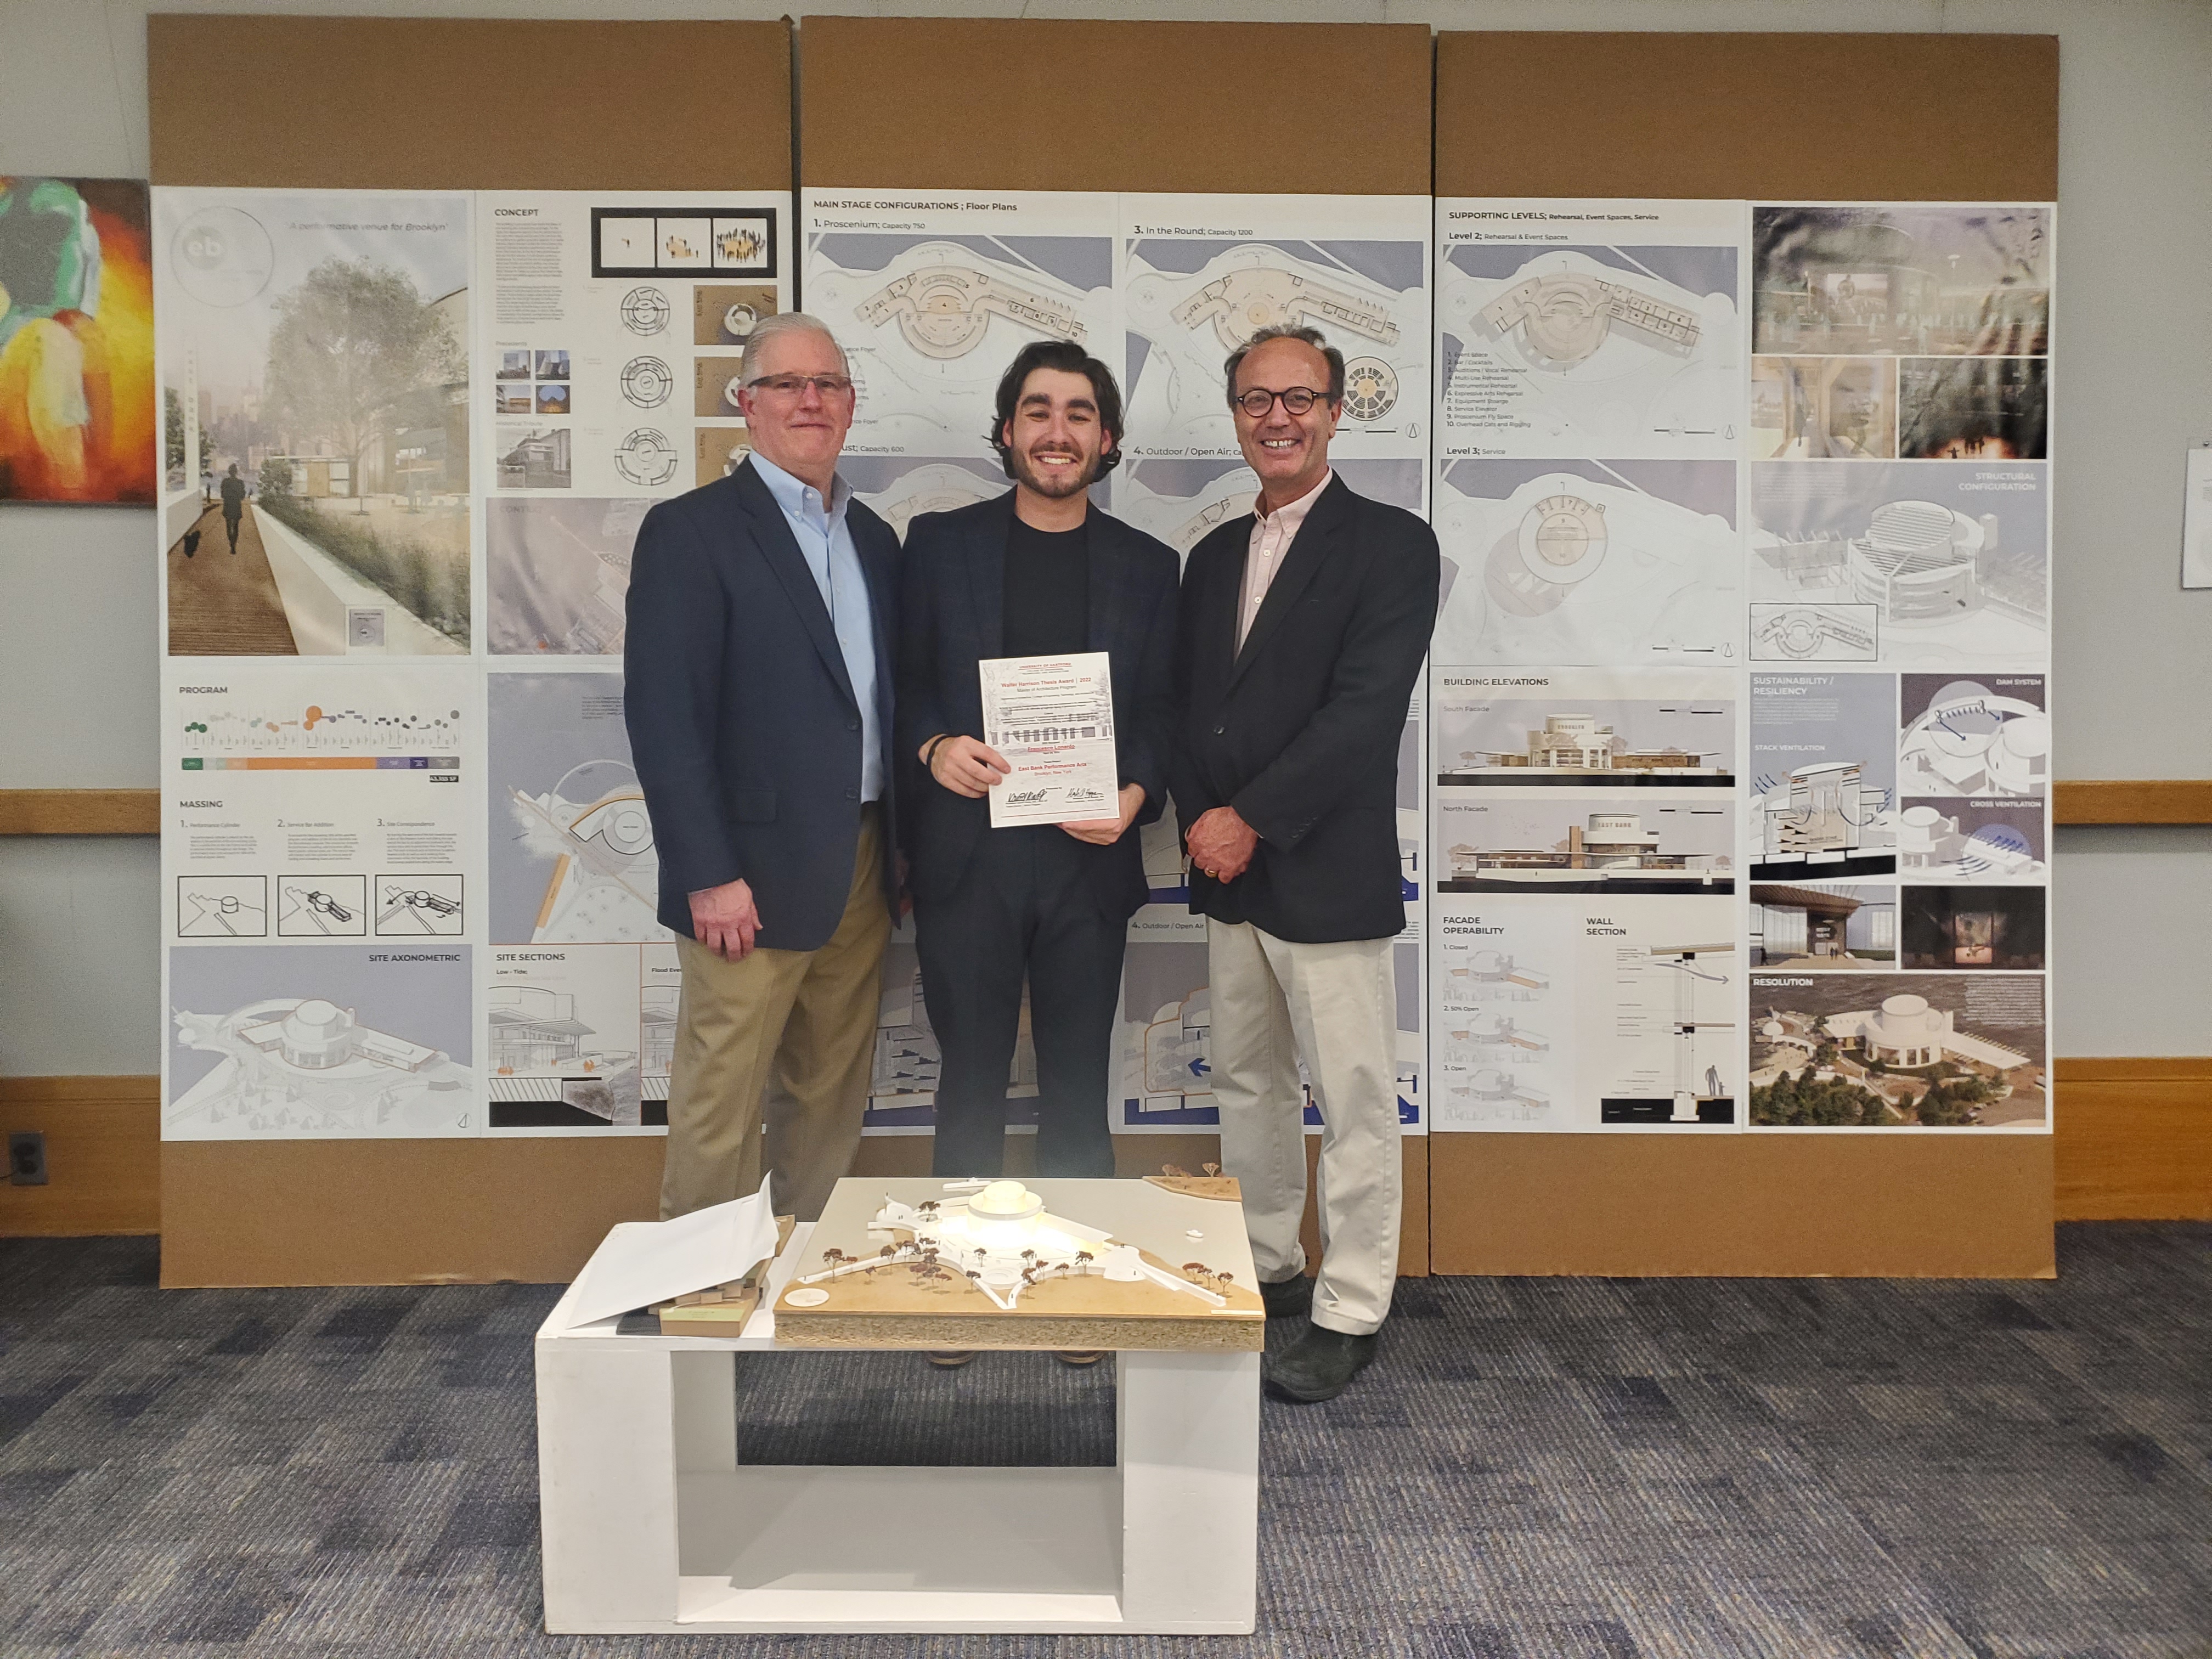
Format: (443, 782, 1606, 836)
(744, 310, 850, 380)
(1223, 323, 1345, 407)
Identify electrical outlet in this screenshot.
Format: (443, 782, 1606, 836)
(8, 1131, 47, 1186)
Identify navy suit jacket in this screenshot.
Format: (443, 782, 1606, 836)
(1169, 473, 1438, 944)
(895, 491, 1178, 921)
(624, 456, 900, 950)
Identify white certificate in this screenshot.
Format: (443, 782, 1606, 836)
(979, 651, 1120, 828)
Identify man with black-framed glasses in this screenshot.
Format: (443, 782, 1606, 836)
(625, 311, 900, 1223)
(1169, 323, 1440, 1403)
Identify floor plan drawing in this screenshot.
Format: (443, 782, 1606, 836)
(1438, 244, 1742, 460)
(808, 224, 1112, 458)
(841, 456, 1007, 543)
(1123, 233, 1428, 458)
(1432, 459, 1741, 665)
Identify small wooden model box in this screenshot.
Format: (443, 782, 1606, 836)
(652, 1214, 795, 1336)
(774, 1176, 1265, 1352)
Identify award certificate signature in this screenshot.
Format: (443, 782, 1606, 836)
(978, 651, 1119, 828)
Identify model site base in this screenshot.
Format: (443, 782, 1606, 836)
(535, 1177, 1261, 1634)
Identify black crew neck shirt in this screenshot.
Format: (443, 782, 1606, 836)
(1002, 514, 1091, 659)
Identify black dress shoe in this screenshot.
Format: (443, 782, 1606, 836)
(1259, 1272, 1313, 1321)
(1262, 1323, 1378, 1403)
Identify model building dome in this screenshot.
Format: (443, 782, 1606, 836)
(278, 998, 357, 1070)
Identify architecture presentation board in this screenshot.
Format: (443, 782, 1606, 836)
(804, 185, 1433, 1139)
(155, 185, 794, 1144)
(1430, 198, 2053, 1138)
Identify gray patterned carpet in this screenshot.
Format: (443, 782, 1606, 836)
(2, 1224, 2209, 1657)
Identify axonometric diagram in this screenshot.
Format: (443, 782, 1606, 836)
(375, 876, 463, 937)
(1750, 476, 2048, 664)
(178, 877, 268, 939)
(1899, 685, 2049, 798)
(170, 996, 473, 1136)
(278, 875, 368, 938)
(506, 761, 663, 943)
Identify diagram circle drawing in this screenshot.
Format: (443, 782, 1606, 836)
(614, 428, 678, 487)
(724, 301, 761, 340)
(1518, 493, 1609, 584)
(1342, 357, 1398, 421)
(620, 357, 674, 409)
(619, 286, 670, 336)
(1767, 608, 1827, 658)
(172, 206, 274, 307)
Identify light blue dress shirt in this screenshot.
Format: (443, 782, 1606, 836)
(748, 452, 883, 803)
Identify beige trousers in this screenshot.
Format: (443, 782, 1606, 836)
(661, 808, 889, 1222)
(1206, 918, 1400, 1335)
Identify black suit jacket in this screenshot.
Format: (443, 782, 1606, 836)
(896, 492, 1178, 921)
(1169, 473, 1439, 943)
(624, 456, 900, 950)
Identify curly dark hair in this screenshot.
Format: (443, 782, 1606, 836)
(987, 338, 1125, 478)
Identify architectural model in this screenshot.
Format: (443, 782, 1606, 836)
(774, 1179, 1265, 1346)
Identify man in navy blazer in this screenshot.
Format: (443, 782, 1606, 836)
(625, 313, 900, 1222)
(898, 340, 1177, 1179)
(1171, 324, 1440, 1404)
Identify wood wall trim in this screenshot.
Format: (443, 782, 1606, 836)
(0, 1077, 160, 1237)
(2055, 1066, 2212, 1222)
(12, 780, 2200, 836)
(0, 789, 160, 835)
(2052, 780, 2212, 826)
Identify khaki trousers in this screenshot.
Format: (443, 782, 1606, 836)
(661, 807, 889, 1222)
(1206, 918, 1400, 1335)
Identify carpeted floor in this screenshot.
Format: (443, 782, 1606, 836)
(2, 1224, 2208, 1658)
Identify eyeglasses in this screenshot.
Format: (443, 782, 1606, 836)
(1232, 385, 1332, 419)
(745, 374, 856, 399)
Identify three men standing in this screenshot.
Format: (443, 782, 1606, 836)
(1170, 324, 1440, 1403)
(898, 341, 1178, 1178)
(628, 307, 1431, 1407)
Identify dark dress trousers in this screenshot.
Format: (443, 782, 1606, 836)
(624, 455, 900, 947)
(1169, 473, 1441, 943)
(896, 492, 1178, 1177)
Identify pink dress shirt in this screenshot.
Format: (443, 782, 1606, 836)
(1236, 470, 1333, 651)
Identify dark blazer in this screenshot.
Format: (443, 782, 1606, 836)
(1169, 472, 1439, 944)
(624, 456, 900, 950)
(896, 491, 1178, 921)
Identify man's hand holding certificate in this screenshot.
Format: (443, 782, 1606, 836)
(978, 652, 1122, 829)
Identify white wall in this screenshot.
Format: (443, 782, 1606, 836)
(2, 0, 2207, 1070)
